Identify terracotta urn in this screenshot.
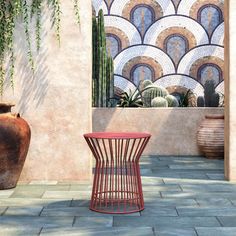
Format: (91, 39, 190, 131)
(0, 102, 31, 189)
(197, 114, 224, 159)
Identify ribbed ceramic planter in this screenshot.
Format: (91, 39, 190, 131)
(197, 114, 224, 159)
(0, 102, 31, 189)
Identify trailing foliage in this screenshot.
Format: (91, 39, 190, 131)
(0, 0, 80, 97)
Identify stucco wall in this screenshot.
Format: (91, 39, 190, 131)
(226, 0, 236, 180)
(3, 2, 92, 181)
(93, 108, 224, 156)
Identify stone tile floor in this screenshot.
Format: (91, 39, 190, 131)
(1, 156, 236, 236)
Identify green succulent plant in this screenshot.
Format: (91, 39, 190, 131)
(118, 89, 143, 107)
(165, 95, 179, 107)
(151, 97, 168, 107)
(142, 84, 169, 107)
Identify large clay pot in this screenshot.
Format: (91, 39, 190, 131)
(0, 102, 31, 189)
(197, 114, 224, 159)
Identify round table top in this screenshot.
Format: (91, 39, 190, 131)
(84, 132, 151, 139)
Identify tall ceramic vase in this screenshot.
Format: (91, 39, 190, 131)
(0, 102, 31, 189)
(197, 114, 224, 159)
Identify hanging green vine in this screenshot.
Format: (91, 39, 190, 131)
(73, 0, 80, 25)
(0, 0, 80, 97)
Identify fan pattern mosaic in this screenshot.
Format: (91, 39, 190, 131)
(92, 0, 224, 97)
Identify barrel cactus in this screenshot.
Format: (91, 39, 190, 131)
(142, 85, 169, 107)
(165, 95, 179, 107)
(141, 80, 153, 88)
(151, 97, 168, 107)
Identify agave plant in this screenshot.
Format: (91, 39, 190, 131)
(118, 89, 143, 107)
(118, 85, 158, 107)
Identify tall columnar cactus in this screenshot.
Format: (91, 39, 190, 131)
(92, 16, 98, 107)
(204, 80, 219, 107)
(197, 96, 205, 107)
(197, 80, 220, 107)
(142, 84, 169, 107)
(106, 56, 114, 106)
(92, 10, 114, 107)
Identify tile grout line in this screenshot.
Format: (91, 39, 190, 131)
(72, 216, 77, 226)
(152, 226, 157, 236)
(1, 206, 9, 216)
(38, 226, 43, 236)
(195, 198, 201, 206)
(194, 227, 200, 236)
(215, 216, 224, 227)
(39, 206, 45, 216)
(228, 198, 235, 206)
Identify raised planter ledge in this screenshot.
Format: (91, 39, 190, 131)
(92, 107, 224, 156)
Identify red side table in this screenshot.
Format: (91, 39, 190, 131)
(84, 132, 151, 214)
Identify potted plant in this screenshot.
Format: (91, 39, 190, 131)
(0, 102, 31, 189)
(0, 1, 80, 189)
(196, 80, 224, 159)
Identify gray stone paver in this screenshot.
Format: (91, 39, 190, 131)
(140, 206, 178, 216)
(41, 206, 140, 217)
(42, 191, 90, 199)
(0, 216, 74, 228)
(0, 226, 41, 236)
(196, 198, 233, 206)
(196, 227, 236, 236)
(0, 190, 14, 198)
(161, 191, 236, 199)
(0, 156, 236, 235)
(40, 227, 155, 236)
(155, 227, 197, 236)
(113, 216, 220, 227)
(176, 206, 236, 216)
(73, 216, 113, 228)
(4, 206, 43, 216)
(145, 198, 198, 207)
(217, 216, 236, 227)
(0, 198, 72, 208)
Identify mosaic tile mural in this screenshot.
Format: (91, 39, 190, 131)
(92, 0, 224, 97)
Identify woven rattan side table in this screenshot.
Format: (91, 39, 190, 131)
(84, 132, 151, 214)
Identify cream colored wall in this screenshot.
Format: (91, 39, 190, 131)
(225, 0, 236, 181)
(93, 108, 224, 156)
(3, 2, 92, 181)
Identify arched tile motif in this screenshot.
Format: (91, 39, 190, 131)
(122, 56, 163, 82)
(197, 63, 223, 86)
(114, 45, 175, 75)
(198, 4, 223, 37)
(114, 75, 137, 92)
(215, 81, 224, 94)
(177, 45, 224, 76)
(131, 64, 154, 86)
(165, 34, 188, 66)
(154, 74, 204, 96)
(92, 0, 224, 98)
(211, 22, 224, 45)
(155, 26, 197, 51)
(104, 16, 142, 46)
(92, 0, 108, 15)
(110, 0, 175, 17)
(144, 16, 209, 46)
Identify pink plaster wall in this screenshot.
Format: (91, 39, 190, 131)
(93, 108, 224, 156)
